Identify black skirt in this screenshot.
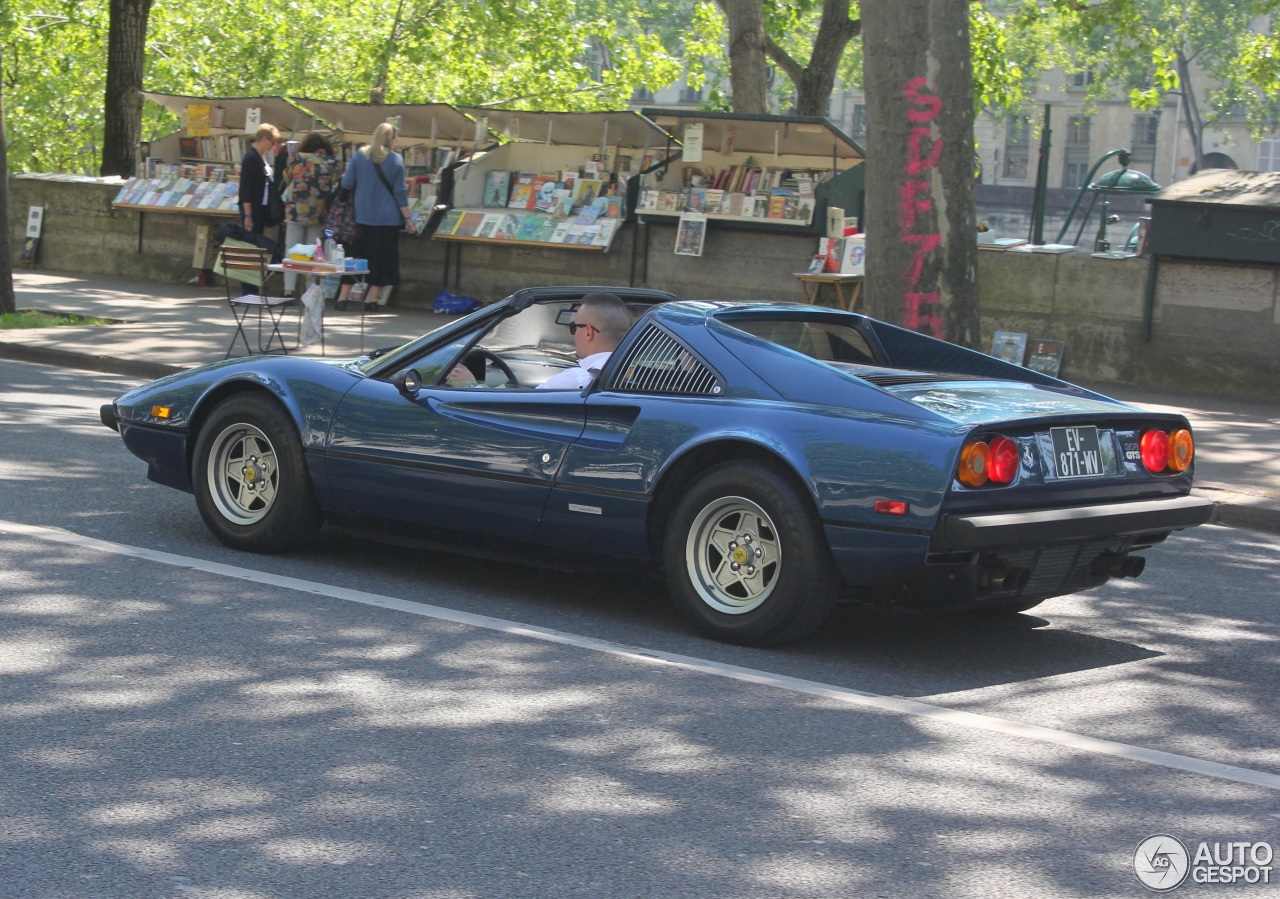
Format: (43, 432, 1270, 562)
(355, 224, 401, 288)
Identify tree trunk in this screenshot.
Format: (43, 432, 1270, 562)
(790, 1, 860, 116)
(861, 0, 979, 347)
(100, 0, 154, 177)
(1176, 50, 1204, 170)
(1, 71, 16, 315)
(717, 0, 769, 114)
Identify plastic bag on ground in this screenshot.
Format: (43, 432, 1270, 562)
(299, 283, 325, 348)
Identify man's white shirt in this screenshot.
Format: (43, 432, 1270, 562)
(536, 351, 612, 390)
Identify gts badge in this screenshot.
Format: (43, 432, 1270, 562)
(1123, 440, 1142, 462)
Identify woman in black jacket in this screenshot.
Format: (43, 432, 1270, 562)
(238, 123, 280, 236)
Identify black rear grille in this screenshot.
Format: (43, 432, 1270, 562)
(998, 539, 1125, 596)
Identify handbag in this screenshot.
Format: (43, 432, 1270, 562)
(325, 185, 357, 244)
(264, 180, 286, 227)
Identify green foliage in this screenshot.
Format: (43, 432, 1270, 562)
(9, 0, 1280, 176)
(4, 0, 683, 174)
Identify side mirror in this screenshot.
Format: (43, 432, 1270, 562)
(394, 368, 422, 398)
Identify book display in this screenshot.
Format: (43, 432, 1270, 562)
(635, 110, 865, 236)
(113, 175, 240, 214)
(433, 109, 671, 253)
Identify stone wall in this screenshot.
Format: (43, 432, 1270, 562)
(9, 175, 1280, 398)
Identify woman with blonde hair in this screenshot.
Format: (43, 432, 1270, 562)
(338, 122, 411, 310)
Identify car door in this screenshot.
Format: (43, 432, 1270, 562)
(325, 379, 588, 540)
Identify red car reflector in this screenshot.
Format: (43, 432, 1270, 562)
(874, 500, 909, 515)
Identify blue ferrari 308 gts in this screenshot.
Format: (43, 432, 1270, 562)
(101, 286, 1213, 645)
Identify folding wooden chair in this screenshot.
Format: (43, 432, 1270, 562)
(218, 244, 297, 358)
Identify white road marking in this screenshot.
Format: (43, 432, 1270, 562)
(4, 516, 1279, 792)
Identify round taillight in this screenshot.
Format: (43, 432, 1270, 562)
(1168, 429, 1194, 472)
(988, 437, 1020, 484)
(1140, 429, 1170, 472)
(958, 441, 991, 487)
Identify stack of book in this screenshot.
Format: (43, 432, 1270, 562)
(113, 177, 240, 212)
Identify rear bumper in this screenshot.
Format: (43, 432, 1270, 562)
(936, 494, 1215, 551)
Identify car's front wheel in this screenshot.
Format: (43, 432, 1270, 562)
(193, 394, 323, 552)
(663, 461, 840, 645)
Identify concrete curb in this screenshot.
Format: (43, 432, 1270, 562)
(0, 338, 181, 381)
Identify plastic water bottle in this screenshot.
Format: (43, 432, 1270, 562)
(313, 238, 324, 263)
(323, 230, 337, 268)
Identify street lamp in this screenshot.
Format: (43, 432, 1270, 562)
(1054, 148, 1131, 244)
(1086, 165, 1161, 253)
(1054, 148, 1161, 248)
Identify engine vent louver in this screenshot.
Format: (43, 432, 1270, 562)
(610, 326, 722, 396)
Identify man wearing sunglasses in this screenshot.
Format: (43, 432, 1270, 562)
(537, 292, 633, 390)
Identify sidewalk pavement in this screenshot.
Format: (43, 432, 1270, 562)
(6, 269, 1279, 535)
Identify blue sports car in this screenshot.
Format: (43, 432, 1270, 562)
(101, 286, 1214, 645)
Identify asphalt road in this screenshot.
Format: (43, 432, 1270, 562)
(2, 358, 1278, 899)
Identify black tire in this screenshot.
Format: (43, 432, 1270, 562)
(662, 461, 840, 645)
(193, 393, 323, 553)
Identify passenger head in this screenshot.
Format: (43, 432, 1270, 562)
(571, 293, 632, 358)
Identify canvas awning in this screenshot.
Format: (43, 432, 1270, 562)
(287, 98, 476, 145)
(639, 109, 864, 162)
(455, 108, 674, 151)
(140, 92, 316, 135)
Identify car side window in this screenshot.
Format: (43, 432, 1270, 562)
(394, 332, 483, 388)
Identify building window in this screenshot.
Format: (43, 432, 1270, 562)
(631, 85, 655, 104)
(1130, 113, 1159, 168)
(584, 38, 606, 82)
(1063, 115, 1092, 187)
(1259, 139, 1280, 172)
(851, 105, 867, 139)
(1067, 67, 1095, 90)
(680, 81, 703, 104)
(1003, 115, 1031, 179)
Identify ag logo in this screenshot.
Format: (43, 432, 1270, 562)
(1134, 834, 1190, 891)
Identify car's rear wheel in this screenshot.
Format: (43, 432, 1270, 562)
(193, 394, 323, 552)
(663, 461, 840, 645)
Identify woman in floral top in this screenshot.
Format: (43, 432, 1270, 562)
(281, 132, 340, 295)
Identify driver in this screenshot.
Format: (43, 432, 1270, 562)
(537, 293, 632, 390)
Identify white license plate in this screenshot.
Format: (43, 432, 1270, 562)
(1050, 425, 1104, 478)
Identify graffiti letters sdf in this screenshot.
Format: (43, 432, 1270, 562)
(1134, 834, 1275, 891)
(900, 75, 944, 339)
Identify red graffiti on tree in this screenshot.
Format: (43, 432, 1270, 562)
(898, 76, 943, 337)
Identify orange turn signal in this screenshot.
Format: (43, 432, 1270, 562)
(1168, 429, 1194, 472)
(151, 406, 172, 419)
(958, 441, 991, 487)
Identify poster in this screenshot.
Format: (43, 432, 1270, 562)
(1026, 339, 1066, 377)
(674, 212, 707, 257)
(992, 331, 1029, 365)
(682, 123, 704, 163)
(26, 206, 44, 238)
(186, 104, 211, 137)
